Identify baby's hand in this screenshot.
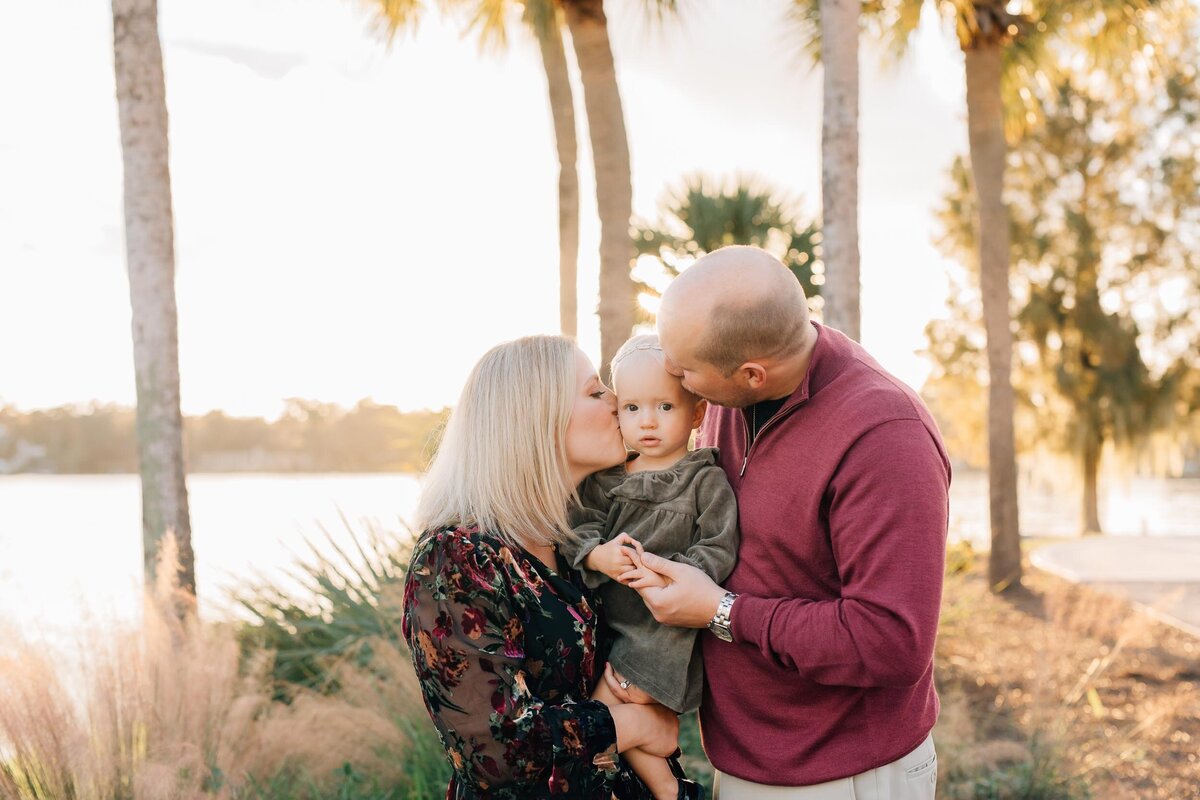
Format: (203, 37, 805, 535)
(583, 533, 643, 581)
(617, 547, 671, 589)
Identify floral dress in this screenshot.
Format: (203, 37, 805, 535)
(402, 525, 652, 799)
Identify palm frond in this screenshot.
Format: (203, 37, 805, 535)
(361, 0, 426, 47)
(792, 1, 927, 67)
(234, 515, 417, 693)
(860, 0, 925, 60)
(787, 0, 823, 65)
(458, 0, 515, 52)
(638, 0, 682, 28)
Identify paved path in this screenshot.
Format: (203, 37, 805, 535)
(1030, 537, 1200, 638)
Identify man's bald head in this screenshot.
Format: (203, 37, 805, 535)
(660, 245, 811, 375)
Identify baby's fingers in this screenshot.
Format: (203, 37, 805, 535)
(617, 567, 647, 584)
(613, 533, 642, 555)
(626, 573, 667, 590)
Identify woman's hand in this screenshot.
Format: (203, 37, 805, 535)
(603, 664, 657, 705)
(583, 533, 643, 581)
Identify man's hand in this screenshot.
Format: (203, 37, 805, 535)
(582, 533, 643, 581)
(619, 550, 727, 629)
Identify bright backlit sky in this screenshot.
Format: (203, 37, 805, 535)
(0, 0, 967, 419)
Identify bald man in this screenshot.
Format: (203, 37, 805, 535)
(618, 246, 949, 799)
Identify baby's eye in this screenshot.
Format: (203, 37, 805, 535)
(623, 404, 638, 413)
(658, 403, 674, 412)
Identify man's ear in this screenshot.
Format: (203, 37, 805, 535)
(691, 399, 708, 430)
(741, 362, 768, 389)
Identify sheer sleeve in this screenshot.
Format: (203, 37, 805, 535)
(402, 530, 620, 797)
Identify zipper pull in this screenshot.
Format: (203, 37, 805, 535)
(740, 456, 747, 477)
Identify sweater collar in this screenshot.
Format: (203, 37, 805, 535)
(777, 322, 855, 409)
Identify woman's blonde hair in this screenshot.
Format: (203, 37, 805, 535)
(416, 335, 577, 549)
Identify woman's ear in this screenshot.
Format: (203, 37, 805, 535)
(691, 399, 708, 430)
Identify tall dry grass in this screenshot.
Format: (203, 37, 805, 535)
(0, 536, 432, 800)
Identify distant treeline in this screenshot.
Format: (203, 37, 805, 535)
(0, 400, 448, 474)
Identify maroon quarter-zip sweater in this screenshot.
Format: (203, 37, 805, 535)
(697, 323, 950, 786)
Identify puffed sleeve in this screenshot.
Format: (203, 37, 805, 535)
(402, 530, 620, 797)
(562, 474, 615, 588)
(671, 465, 740, 583)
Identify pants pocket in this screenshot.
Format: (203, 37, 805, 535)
(902, 752, 937, 782)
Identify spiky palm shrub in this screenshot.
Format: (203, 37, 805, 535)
(233, 517, 451, 794)
(234, 514, 414, 692)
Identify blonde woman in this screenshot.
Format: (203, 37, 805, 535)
(402, 335, 679, 799)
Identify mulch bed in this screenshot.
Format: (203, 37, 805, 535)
(936, 551, 1200, 799)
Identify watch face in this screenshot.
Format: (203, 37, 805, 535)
(711, 624, 733, 642)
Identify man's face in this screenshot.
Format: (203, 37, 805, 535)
(659, 315, 756, 409)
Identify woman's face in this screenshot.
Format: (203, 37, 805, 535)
(564, 348, 625, 486)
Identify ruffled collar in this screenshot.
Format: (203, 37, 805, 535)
(599, 447, 720, 503)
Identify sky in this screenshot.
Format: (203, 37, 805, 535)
(0, 0, 968, 419)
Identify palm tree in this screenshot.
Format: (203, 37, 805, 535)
(559, 0, 638, 378)
(461, 1, 582, 339)
(800, 0, 1186, 591)
(112, 0, 195, 605)
(532, 6, 582, 339)
(960, 4, 1022, 590)
(798, 0, 861, 340)
(634, 175, 823, 311)
(366, 0, 581, 337)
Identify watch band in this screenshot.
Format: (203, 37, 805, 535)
(708, 591, 738, 641)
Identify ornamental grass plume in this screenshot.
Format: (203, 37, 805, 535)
(0, 533, 430, 800)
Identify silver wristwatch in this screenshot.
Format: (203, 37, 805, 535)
(707, 591, 739, 642)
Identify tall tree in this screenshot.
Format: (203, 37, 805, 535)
(559, 0, 639, 379)
(112, 0, 195, 602)
(634, 174, 822, 312)
(366, 0, 581, 337)
(801, 0, 1187, 590)
(961, 3, 1022, 590)
(803, 0, 862, 340)
(928, 41, 1200, 534)
(531, 6, 582, 339)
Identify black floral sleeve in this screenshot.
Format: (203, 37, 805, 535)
(402, 526, 630, 799)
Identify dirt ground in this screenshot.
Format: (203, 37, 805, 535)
(935, 550, 1200, 799)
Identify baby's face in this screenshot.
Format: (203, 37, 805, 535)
(613, 354, 699, 458)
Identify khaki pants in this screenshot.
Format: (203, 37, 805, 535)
(713, 734, 936, 800)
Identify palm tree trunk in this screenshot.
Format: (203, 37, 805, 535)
(1081, 430, 1103, 535)
(537, 21, 580, 339)
(561, 0, 635, 379)
(818, 0, 861, 341)
(964, 42, 1021, 592)
(112, 0, 196, 605)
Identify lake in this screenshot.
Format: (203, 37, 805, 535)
(1, 471, 1197, 640)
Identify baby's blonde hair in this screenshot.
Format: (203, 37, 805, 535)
(417, 335, 577, 549)
(610, 333, 698, 404)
